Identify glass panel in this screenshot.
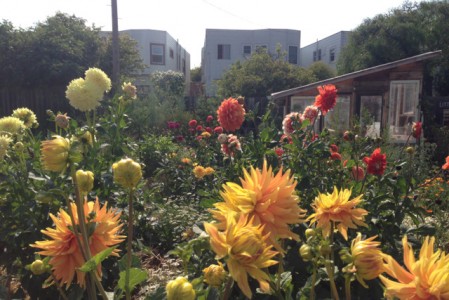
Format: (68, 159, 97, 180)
(389, 80, 419, 142)
(325, 95, 350, 135)
(360, 96, 382, 138)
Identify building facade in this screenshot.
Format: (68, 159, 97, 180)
(202, 28, 301, 97)
(109, 29, 191, 95)
(299, 31, 352, 70)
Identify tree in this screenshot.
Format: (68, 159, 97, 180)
(217, 48, 316, 99)
(336, 1, 449, 95)
(27, 12, 102, 87)
(190, 67, 202, 82)
(98, 33, 145, 81)
(308, 61, 336, 81)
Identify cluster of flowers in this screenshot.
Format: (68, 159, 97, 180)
(193, 165, 215, 179)
(0, 107, 38, 158)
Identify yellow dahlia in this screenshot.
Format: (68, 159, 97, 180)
(204, 214, 278, 299)
(40, 136, 70, 173)
(12, 107, 38, 128)
(122, 82, 137, 99)
(349, 233, 384, 287)
(193, 165, 206, 179)
(65, 78, 104, 112)
(216, 97, 245, 132)
(210, 160, 306, 251)
(0, 135, 12, 158)
(307, 187, 368, 240)
(84, 68, 112, 93)
(204, 167, 215, 175)
(0, 116, 24, 135)
(380, 235, 449, 300)
(31, 199, 125, 288)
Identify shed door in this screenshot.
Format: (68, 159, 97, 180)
(359, 95, 382, 138)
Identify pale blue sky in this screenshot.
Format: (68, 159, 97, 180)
(1, 0, 412, 67)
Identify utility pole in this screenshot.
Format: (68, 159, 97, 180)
(111, 0, 120, 87)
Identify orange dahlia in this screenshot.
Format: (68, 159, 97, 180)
(380, 235, 449, 299)
(442, 156, 449, 170)
(307, 187, 368, 240)
(216, 97, 245, 132)
(313, 84, 338, 115)
(210, 160, 306, 251)
(31, 199, 125, 288)
(204, 214, 278, 299)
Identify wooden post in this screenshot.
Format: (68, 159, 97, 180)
(111, 0, 120, 87)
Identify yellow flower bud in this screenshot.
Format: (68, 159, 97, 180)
(30, 259, 46, 275)
(112, 158, 142, 189)
(76, 170, 94, 195)
(203, 263, 227, 287)
(299, 244, 313, 261)
(166, 276, 195, 300)
(406, 147, 415, 155)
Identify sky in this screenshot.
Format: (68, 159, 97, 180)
(1, 0, 412, 68)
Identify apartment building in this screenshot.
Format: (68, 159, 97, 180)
(201, 28, 301, 97)
(104, 29, 191, 95)
(299, 31, 352, 70)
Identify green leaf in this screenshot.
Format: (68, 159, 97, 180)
(78, 246, 117, 273)
(118, 268, 148, 292)
(118, 254, 142, 271)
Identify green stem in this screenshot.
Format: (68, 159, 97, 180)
(345, 275, 351, 300)
(310, 264, 317, 300)
(73, 172, 97, 300)
(326, 222, 339, 300)
(221, 276, 234, 300)
(125, 188, 134, 300)
(51, 273, 69, 300)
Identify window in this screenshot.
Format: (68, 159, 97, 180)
(329, 48, 335, 62)
(389, 80, 420, 141)
(325, 96, 350, 134)
(255, 45, 268, 53)
(218, 44, 231, 59)
(318, 49, 322, 60)
(169, 48, 174, 59)
(288, 46, 298, 64)
(360, 96, 382, 137)
(150, 43, 165, 65)
(182, 59, 186, 75)
(243, 45, 251, 56)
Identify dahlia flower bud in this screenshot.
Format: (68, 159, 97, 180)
(40, 136, 71, 173)
(203, 263, 227, 287)
(351, 166, 365, 182)
(112, 158, 142, 189)
(166, 277, 196, 300)
(217, 133, 228, 144)
(406, 146, 415, 155)
(55, 113, 70, 129)
(299, 244, 313, 261)
(30, 259, 47, 275)
(76, 170, 94, 195)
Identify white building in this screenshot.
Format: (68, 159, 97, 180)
(299, 31, 352, 70)
(107, 29, 191, 95)
(201, 28, 301, 97)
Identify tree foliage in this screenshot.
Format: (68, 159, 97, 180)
(0, 13, 144, 88)
(337, 1, 449, 95)
(216, 48, 317, 99)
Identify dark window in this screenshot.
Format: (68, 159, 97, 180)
(288, 46, 298, 64)
(318, 49, 322, 60)
(218, 44, 231, 59)
(329, 48, 335, 62)
(150, 43, 165, 65)
(313, 51, 317, 62)
(169, 48, 174, 59)
(255, 45, 267, 53)
(243, 45, 251, 56)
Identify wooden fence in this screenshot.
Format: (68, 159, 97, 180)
(0, 86, 75, 131)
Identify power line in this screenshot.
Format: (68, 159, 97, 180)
(201, 0, 264, 27)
